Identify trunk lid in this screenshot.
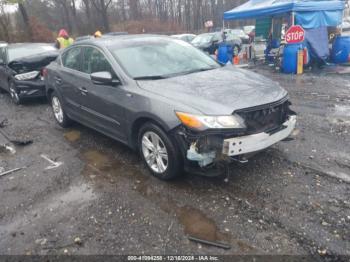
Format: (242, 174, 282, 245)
(8, 51, 59, 74)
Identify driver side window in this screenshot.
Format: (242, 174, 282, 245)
(82, 47, 114, 75)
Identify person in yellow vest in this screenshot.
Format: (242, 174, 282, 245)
(94, 31, 102, 38)
(55, 29, 74, 49)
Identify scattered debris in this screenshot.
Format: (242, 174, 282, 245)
(168, 221, 174, 232)
(35, 238, 47, 246)
(74, 237, 82, 246)
(321, 221, 330, 226)
(0, 144, 16, 155)
(317, 249, 327, 256)
(188, 236, 231, 250)
(40, 154, 63, 170)
(0, 129, 33, 147)
(0, 167, 25, 178)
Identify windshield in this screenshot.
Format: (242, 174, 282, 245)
(8, 44, 57, 62)
(191, 34, 214, 45)
(109, 39, 220, 79)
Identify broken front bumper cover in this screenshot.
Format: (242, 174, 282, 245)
(14, 79, 46, 98)
(222, 115, 297, 157)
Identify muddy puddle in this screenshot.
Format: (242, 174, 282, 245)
(333, 105, 350, 118)
(80, 149, 230, 244)
(46, 183, 96, 211)
(64, 130, 81, 142)
(177, 206, 227, 242)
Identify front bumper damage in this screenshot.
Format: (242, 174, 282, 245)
(14, 79, 46, 98)
(222, 115, 296, 157)
(174, 100, 297, 176)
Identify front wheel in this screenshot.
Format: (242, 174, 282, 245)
(9, 82, 22, 105)
(51, 91, 71, 128)
(138, 123, 182, 180)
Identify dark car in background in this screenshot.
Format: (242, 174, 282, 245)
(191, 31, 242, 55)
(0, 43, 58, 104)
(45, 35, 296, 181)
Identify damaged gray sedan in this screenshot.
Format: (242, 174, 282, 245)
(0, 43, 58, 104)
(45, 35, 296, 180)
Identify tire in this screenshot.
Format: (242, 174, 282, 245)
(138, 122, 182, 180)
(50, 91, 71, 128)
(9, 81, 22, 105)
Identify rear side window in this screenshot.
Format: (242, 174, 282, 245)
(62, 47, 82, 71)
(82, 47, 113, 75)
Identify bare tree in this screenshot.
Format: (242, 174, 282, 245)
(91, 0, 113, 32)
(0, 0, 12, 41)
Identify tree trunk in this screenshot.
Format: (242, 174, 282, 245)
(101, 6, 110, 32)
(18, 2, 32, 41)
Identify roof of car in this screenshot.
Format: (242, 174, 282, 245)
(8, 43, 54, 49)
(73, 34, 174, 47)
(172, 34, 195, 37)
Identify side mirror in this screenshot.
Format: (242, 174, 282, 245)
(90, 71, 120, 86)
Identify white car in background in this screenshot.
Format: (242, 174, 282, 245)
(171, 34, 196, 43)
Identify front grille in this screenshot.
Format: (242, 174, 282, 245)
(236, 99, 290, 135)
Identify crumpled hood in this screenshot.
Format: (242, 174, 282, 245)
(9, 51, 59, 74)
(137, 66, 288, 115)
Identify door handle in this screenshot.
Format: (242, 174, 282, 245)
(79, 87, 88, 95)
(54, 76, 62, 85)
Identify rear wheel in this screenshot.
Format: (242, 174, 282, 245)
(51, 91, 71, 128)
(138, 123, 182, 180)
(9, 82, 21, 105)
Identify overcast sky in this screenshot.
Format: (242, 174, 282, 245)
(5, 4, 18, 13)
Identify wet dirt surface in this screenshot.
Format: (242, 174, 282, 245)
(0, 68, 349, 258)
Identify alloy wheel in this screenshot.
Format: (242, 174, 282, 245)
(52, 96, 64, 124)
(9, 85, 20, 103)
(141, 131, 169, 174)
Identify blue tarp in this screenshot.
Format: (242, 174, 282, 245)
(304, 27, 330, 62)
(224, 0, 345, 28)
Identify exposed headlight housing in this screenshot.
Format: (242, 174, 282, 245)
(176, 112, 246, 131)
(14, 71, 40, 81)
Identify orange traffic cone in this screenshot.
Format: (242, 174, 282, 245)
(233, 56, 240, 65)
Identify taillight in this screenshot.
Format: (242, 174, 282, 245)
(42, 68, 48, 77)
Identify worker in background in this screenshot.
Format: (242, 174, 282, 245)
(55, 29, 74, 49)
(94, 31, 102, 38)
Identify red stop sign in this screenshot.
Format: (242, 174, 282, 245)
(286, 25, 305, 44)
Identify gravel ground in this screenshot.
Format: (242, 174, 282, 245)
(0, 67, 349, 259)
